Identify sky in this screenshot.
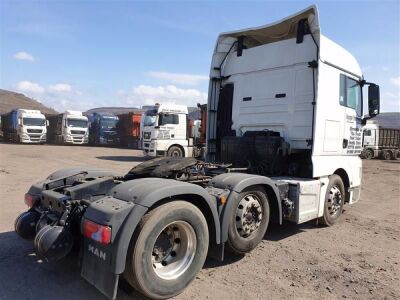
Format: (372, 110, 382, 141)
(1, 0, 399, 112)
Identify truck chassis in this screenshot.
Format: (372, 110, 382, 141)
(15, 156, 345, 299)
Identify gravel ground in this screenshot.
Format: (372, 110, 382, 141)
(0, 142, 399, 300)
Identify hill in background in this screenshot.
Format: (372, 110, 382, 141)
(0, 89, 57, 115)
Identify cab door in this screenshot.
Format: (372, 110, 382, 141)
(158, 113, 183, 140)
(340, 74, 363, 156)
(363, 129, 376, 147)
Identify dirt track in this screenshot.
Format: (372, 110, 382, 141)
(0, 143, 399, 300)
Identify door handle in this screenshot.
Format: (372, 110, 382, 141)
(342, 139, 348, 149)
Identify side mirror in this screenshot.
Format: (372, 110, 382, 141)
(368, 84, 380, 117)
(46, 120, 49, 126)
(18, 118, 21, 125)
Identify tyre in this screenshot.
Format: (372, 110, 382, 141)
(395, 151, 400, 161)
(167, 146, 184, 157)
(364, 149, 374, 160)
(124, 201, 209, 299)
(227, 188, 270, 254)
(383, 150, 392, 160)
(318, 175, 345, 226)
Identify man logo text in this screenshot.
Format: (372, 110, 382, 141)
(88, 244, 106, 260)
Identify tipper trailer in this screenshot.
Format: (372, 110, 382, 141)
(117, 111, 143, 148)
(47, 110, 89, 144)
(1, 109, 47, 143)
(362, 122, 400, 160)
(14, 6, 380, 300)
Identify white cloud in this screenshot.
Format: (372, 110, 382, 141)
(127, 84, 207, 107)
(390, 76, 400, 87)
(13, 51, 35, 62)
(48, 83, 73, 93)
(17, 81, 45, 94)
(146, 71, 208, 85)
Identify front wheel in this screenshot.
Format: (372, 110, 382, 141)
(319, 175, 345, 226)
(124, 201, 209, 299)
(364, 149, 374, 159)
(167, 146, 184, 157)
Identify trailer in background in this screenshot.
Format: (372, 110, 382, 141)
(117, 111, 143, 148)
(88, 112, 119, 146)
(1, 109, 47, 143)
(362, 122, 400, 160)
(47, 111, 89, 144)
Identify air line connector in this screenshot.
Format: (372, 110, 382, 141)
(308, 60, 318, 68)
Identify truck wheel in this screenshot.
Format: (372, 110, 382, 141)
(227, 188, 270, 254)
(383, 150, 392, 160)
(364, 149, 374, 160)
(395, 151, 400, 161)
(124, 201, 208, 299)
(318, 175, 345, 226)
(167, 146, 184, 157)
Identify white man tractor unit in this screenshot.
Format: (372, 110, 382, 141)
(14, 6, 380, 300)
(141, 103, 206, 158)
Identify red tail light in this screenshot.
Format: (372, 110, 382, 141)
(83, 219, 111, 245)
(24, 193, 38, 208)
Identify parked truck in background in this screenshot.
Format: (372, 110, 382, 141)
(362, 121, 400, 160)
(14, 6, 380, 300)
(142, 103, 206, 157)
(117, 111, 143, 148)
(1, 109, 47, 143)
(47, 110, 89, 144)
(88, 112, 119, 146)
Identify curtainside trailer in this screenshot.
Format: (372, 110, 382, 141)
(14, 6, 380, 300)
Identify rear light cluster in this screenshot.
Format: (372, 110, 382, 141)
(83, 219, 112, 245)
(24, 193, 39, 208)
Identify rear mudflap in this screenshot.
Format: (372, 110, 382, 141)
(81, 239, 119, 300)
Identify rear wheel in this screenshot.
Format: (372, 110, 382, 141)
(167, 146, 184, 157)
(395, 151, 400, 161)
(319, 175, 345, 226)
(364, 149, 374, 160)
(383, 150, 392, 160)
(124, 201, 208, 299)
(227, 188, 270, 254)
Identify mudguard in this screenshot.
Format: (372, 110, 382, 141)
(209, 173, 282, 243)
(85, 178, 221, 275)
(46, 167, 119, 180)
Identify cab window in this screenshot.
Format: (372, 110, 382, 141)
(364, 130, 371, 136)
(159, 113, 179, 125)
(339, 74, 362, 117)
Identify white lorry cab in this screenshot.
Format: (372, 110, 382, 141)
(142, 104, 203, 157)
(47, 110, 89, 144)
(1, 109, 47, 143)
(207, 5, 380, 208)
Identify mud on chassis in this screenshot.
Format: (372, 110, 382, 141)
(15, 156, 346, 299)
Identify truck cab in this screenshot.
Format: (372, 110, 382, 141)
(142, 104, 190, 157)
(207, 5, 380, 205)
(61, 110, 89, 144)
(3, 109, 47, 143)
(88, 112, 119, 146)
(47, 110, 89, 144)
